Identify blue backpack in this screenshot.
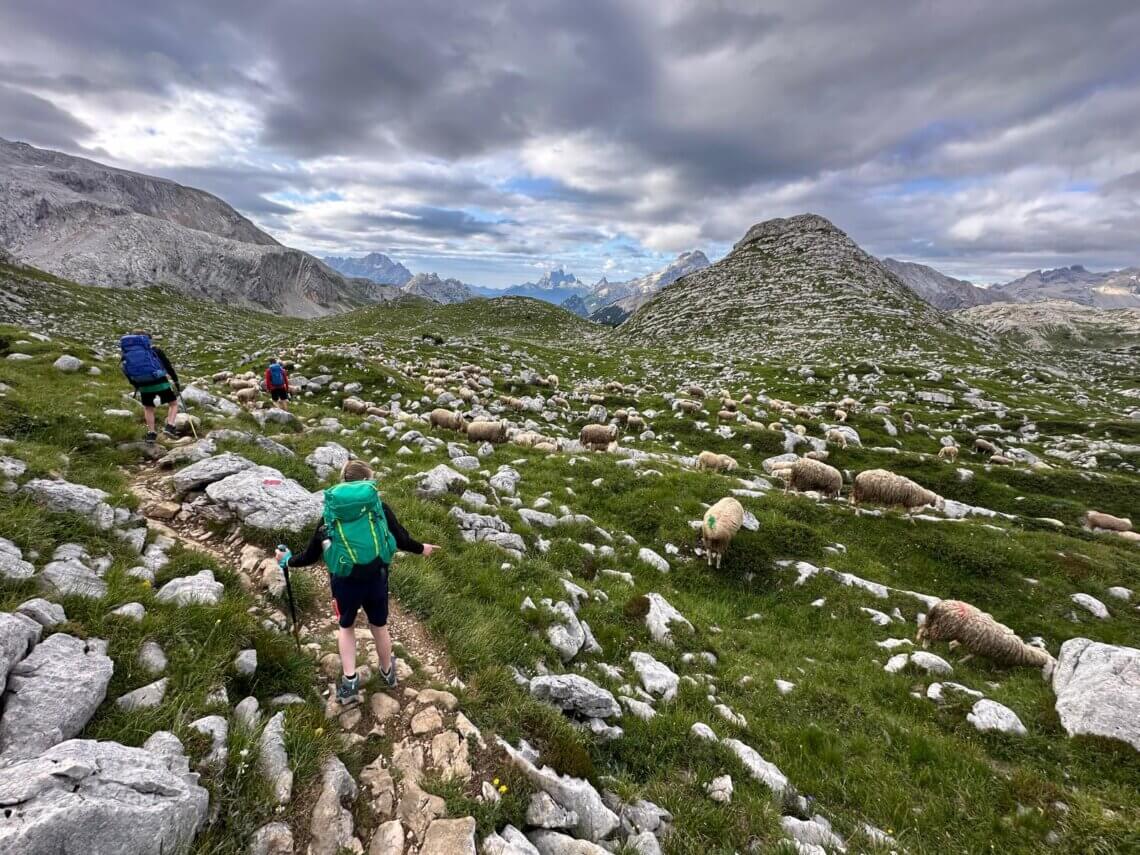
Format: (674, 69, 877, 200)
(268, 363, 286, 388)
(119, 335, 166, 384)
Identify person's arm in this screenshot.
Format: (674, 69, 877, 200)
(382, 503, 424, 554)
(286, 523, 326, 567)
(155, 348, 180, 388)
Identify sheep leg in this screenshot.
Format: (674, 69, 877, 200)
(947, 640, 960, 651)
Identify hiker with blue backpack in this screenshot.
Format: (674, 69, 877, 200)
(264, 357, 291, 410)
(275, 459, 439, 704)
(119, 330, 182, 444)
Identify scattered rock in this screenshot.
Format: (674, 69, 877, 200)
(1053, 638, 1140, 751)
(421, 816, 476, 855)
(116, 678, 168, 712)
(308, 756, 361, 855)
(967, 699, 1028, 736)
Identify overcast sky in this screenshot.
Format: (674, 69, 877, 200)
(2, 0, 1138, 287)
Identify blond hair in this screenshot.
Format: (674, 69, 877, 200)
(341, 460, 374, 482)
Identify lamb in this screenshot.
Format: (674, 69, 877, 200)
(696, 451, 737, 472)
(784, 457, 843, 498)
(579, 423, 619, 451)
(917, 600, 1053, 671)
(937, 445, 959, 463)
(825, 429, 848, 449)
(701, 497, 744, 569)
(851, 469, 943, 512)
(466, 420, 508, 443)
(834, 409, 848, 423)
(974, 438, 997, 455)
(1084, 510, 1132, 532)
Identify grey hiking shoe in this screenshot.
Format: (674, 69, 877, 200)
(379, 656, 398, 689)
(336, 673, 360, 705)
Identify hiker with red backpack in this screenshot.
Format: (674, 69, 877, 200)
(119, 330, 182, 444)
(275, 459, 439, 704)
(265, 357, 291, 410)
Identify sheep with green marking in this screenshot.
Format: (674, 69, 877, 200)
(917, 599, 1053, 672)
(701, 497, 744, 568)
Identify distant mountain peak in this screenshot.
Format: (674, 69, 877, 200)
(323, 252, 412, 286)
(881, 257, 1004, 311)
(401, 271, 475, 304)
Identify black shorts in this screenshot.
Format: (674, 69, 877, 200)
(137, 386, 177, 406)
(330, 565, 389, 628)
(270, 388, 290, 401)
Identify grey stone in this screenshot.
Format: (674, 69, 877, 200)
(235, 696, 261, 731)
(110, 602, 146, 621)
(414, 464, 469, 499)
(490, 466, 522, 495)
(1053, 638, 1140, 751)
(527, 791, 579, 829)
(52, 354, 83, 373)
(306, 442, 351, 480)
(156, 570, 224, 606)
(205, 466, 322, 531)
(235, 648, 258, 675)
(15, 598, 65, 628)
(421, 817, 476, 855)
(0, 634, 113, 763)
(546, 601, 588, 663)
(722, 738, 789, 794)
(189, 715, 228, 769)
(1071, 593, 1109, 620)
(644, 593, 692, 646)
(967, 699, 1028, 736)
(258, 711, 293, 805)
(249, 822, 294, 855)
(116, 678, 168, 711)
(0, 542, 34, 581)
(308, 756, 360, 855)
(526, 830, 610, 854)
(142, 731, 188, 770)
(781, 816, 846, 852)
(0, 458, 26, 480)
(368, 820, 403, 854)
(637, 548, 669, 573)
(138, 640, 168, 674)
(483, 827, 541, 855)
(499, 738, 620, 842)
(39, 559, 108, 599)
(0, 611, 42, 695)
(173, 452, 258, 494)
(629, 652, 679, 701)
(21, 478, 116, 530)
(0, 739, 207, 855)
(529, 674, 621, 720)
(706, 774, 733, 803)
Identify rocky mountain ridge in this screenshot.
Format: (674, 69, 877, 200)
(401, 272, 476, 304)
(882, 258, 1002, 311)
(994, 264, 1140, 308)
(0, 139, 395, 318)
(322, 252, 413, 286)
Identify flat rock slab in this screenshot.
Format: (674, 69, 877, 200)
(39, 559, 107, 599)
(205, 466, 322, 531)
(0, 738, 208, 855)
(421, 816, 477, 855)
(155, 570, 224, 606)
(21, 479, 115, 530)
(0, 633, 113, 764)
(1053, 638, 1140, 751)
(530, 674, 620, 720)
(172, 452, 255, 494)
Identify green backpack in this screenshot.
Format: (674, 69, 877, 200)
(322, 481, 397, 577)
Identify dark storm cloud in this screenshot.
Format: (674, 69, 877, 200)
(0, 84, 92, 150)
(336, 206, 509, 238)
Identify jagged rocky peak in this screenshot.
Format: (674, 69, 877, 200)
(322, 252, 413, 286)
(401, 272, 475, 304)
(882, 257, 1004, 311)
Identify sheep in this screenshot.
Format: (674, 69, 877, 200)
(741, 393, 754, 405)
(768, 421, 785, 433)
(605, 381, 624, 393)
(588, 393, 606, 404)
(342, 397, 368, 414)
(839, 396, 860, 412)
(902, 411, 914, 425)
(429, 408, 466, 432)
(533, 440, 560, 454)
(834, 409, 848, 424)
(804, 450, 830, 461)
(974, 438, 997, 455)
(551, 396, 570, 410)
(721, 397, 738, 412)
(851, 469, 942, 512)
(696, 451, 737, 472)
(937, 445, 959, 463)
(825, 428, 848, 449)
(795, 406, 813, 420)
(235, 387, 258, 402)
(626, 415, 645, 432)
(793, 424, 808, 437)
(458, 387, 476, 402)
(701, 497, 744, 569)
(613, 408, 629, 425)
(676, 399, 702, 413)
(466, 420, 508, 443)
(917, 600, 1053, 671)
(547, 374, 559, 389)
(989, 454, 1013, 466)
(717, 409, 736, 421)
(1084, 510, 1132, 532)
(784, 458, 843, 499)
(579, 423, 619, 451)
(687, 384, 707, 399)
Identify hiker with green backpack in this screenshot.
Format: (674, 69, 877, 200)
(275, 459, 439, 704)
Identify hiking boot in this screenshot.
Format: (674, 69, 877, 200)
(379, 655, 398, 689)
(144, 431, 158, 444)
(336, 673, 360, 705)
(162, 423, 179, 438)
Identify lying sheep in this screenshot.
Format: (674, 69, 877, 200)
(917, 600, 1053, 671)
(702, 497, 744, 569)
(825, 429, 848, 449)
(937, 445, 959, 463)
(989, 454, 1013, 466)
(1084, 510, 1132, 532)
(429, 408, 466, 432)
(466, 420, 508, 443)
(741, 393, 754, 405)
(974, 438, 997, 455)
(793, 424, 808, 437)
(717, 409, 736, 421)
(834, 409, 848, 423)
(851, 469, 942, 512)
(579, 423, 618, 451)
(784, 457, 843, 499)
(696, 451, 737, 472)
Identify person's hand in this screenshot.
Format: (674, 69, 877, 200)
(275, 547, 291, 567)
(421, 544, 440, 557)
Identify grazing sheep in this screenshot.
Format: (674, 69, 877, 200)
(834, 408, 848, 423)
(793, 424, 808, 437)
(1084, 510, 1132, 532)
(606, 381, 624, 393)
(902, 411, 914, 425)
(551, 396, 570, 409)
(235, 387, 258, 403)
(677, 399, 702, 413)
(839, 396, 860, 412)
(795, 406, 813, 420)
(467, 420, 508, 443)
(768, 421, 785, 433)
(989, 454, 1013, 466)
(717, 409, 736, 421)
(687, 384, 707, 399)
(342, 397, 368, 414)
(613, 408, 629, 424)
(547, 374, 559, 389)
(428, 408, 466, 432)
(626, 415, 645, 432)
(917, 600, 1053, 670)
(579, 423, 619, 451)
(785, 458, 843, 498)
(702, 497, 744, 569)
(721, 398, 738, 412)
(458, 387, 476, 402)
(851, 469, 942, 512)
(697, 451, 739, 472)
(974, 438, 997, 455)
(825, 429, 848, 449)
(937, 445, 959, 463)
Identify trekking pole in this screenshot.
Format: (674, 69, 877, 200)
(278, 545, 302, 652)
(175, 383, 198, 439)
